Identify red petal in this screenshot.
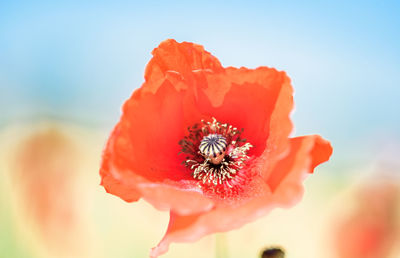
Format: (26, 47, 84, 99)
(100, 75, 215, 214)
(266, 135, 332, 193)
(144, 39, 224, 94)
(190, 67, 293, 158)
(224, 67, 295, 179)
(150, 135, 332, 257)
(100, 121, 214, 215)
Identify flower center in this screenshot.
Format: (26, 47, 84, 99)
(199, 134, 227, 164)
(179, 118, 252, 188)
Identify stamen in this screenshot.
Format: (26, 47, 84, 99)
(179, 118, 253, 189)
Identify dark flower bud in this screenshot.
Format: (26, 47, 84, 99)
(261, 247, 285, 258)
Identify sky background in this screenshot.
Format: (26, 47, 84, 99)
(1, 1, 400, 258)
(1, 1, 400, 171)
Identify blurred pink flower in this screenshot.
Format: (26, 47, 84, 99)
(12, 127, 81, 255)
(334, 180, 399, 258)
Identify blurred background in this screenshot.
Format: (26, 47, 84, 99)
(1, 1, 399, 257)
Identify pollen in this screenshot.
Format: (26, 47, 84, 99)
(179, 118, 253, 188)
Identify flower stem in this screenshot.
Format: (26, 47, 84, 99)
(215, 233, 228, 258)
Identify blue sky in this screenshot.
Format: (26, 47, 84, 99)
(1, 1, 399, 168)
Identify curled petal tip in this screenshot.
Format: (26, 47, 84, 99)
(150, 241, 169, 258)
(309, 134, 333, 173)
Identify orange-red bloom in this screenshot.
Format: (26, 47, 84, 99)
(100, 39, 332, 257)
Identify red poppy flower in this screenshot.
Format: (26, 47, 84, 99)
(100, 39, 332, 257)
